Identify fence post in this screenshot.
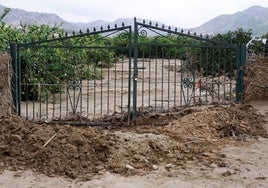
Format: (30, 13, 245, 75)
(235, 45, 246, 102)
(132, 18, 138, 124)
(127, 26, 132, 126)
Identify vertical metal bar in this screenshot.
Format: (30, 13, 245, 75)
(78, 78, 82, 115)
(167, 47, 170, 110)
(114, 53, 117, 113)
(229, 50, 233, 102)
(107, 52, 110, 115)
(148, 47, 151, 107)
(93, 56, 97, 119)
(100, 53, 103, 117)
(161, 48, 164, 110)
(133, 18, 138, 124)
(72, 55, 76, 114)
(141, 48, 145, 106)
(80, 55, 83, 114)
(205, 47, 208, 102)
(45, 49, 49, 120)
(17, 47, 21, 116)
(186, 72, 189, 105)
(154, 48, 158, 110)
(192, 47, 196, 103)
(86, 55, 90, 117)
(236, 45, 246, 102)
(66, 49, 69, 117)
(85, 51, 90, 118)
(120, 51, 124, 115)
(39, 53, 42, 120)
(192, 68, 196, 105)
(199, 47, 203, 99)
(32, 76, 35, 120)
(174, 50, 177, 107)
(59, 53, 62, 119)
(127, 26, 132, 125)
(223, 49, 227, 101)
(52, 49, 55, 118)
(25, 49, 29, 119)
(180, 69, 183, 107)
(217, 49, 221, 101)
(211, 49, 215, 102)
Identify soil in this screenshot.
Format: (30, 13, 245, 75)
(0, 56, 267, 187)
(244, 57, 268, 101)
(0, 101, 268, 187)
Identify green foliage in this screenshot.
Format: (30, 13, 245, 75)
(193, 28, 253, 76)
(0, 8, 113, 100)
(126, 28, 254, 76)
(213, 28, 252, 45)
(82, 64, 103, 80)
(0, 8, 19, 51)
(248, 39, 265, 56)
(1, 9, 262, 100)
(18, 31, 109, 100)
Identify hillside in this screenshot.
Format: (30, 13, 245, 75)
(0, 4, 267, 35)
(191, 5, 268, 35)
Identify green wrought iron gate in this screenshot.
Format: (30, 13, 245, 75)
(11, 24, 132, 123)
(11, 18, 246, 124)
(132, 19, 246, 122)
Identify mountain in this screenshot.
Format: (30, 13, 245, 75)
(0, 4, 161, 33)
(0, 4, 85, 32)
(191, 5, 268, 35)
(0, 4, 268, 35)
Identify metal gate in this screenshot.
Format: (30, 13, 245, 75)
(11, 18, 246, 124)
(132, 19, 246, 122)
(11, 24, 132, 123)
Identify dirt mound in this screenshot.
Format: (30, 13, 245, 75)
(0, 53, 13, 116)
(244, 57, 268, 101)
(0, 104, 266, 180)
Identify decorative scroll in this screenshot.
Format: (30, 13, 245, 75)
(67, 79, 81, 91)
(67, 78, 82, 114)
(118, 30, 130, 42)
(182, 77, 194, 88)
(137, 27, 148, 38)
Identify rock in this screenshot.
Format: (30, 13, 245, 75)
(165, 163, 173, 169)
(210, 163, 218, 168)
(125, 164, 134, 170)
(152, 165, 158, 170)
(221, 170, 232, 176)
(257, 137, 266, 142)
(143, 159, 149, 163)
(10, 134, 22, 142)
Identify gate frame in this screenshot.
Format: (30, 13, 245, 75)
(11, 18, 246, 124)
(11, 24, 133, 123)
(132, 18, 246, 123)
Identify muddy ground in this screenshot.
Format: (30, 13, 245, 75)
(0, 101, 268, 187)
(0, 56, 267, 187)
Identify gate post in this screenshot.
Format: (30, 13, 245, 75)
(235, 45, 246, 102)
(10, 43, 19, 114)
(132, 18, 138, 124)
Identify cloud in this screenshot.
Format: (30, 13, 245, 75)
(1, 0, 268, 28)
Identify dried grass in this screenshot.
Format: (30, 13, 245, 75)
(244, 57, 268, 102)
(0, 53, 13, 115)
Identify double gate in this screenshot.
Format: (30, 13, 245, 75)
(11, 18, 246, 124)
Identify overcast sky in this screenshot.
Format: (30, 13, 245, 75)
(1, 0, 268, 28)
